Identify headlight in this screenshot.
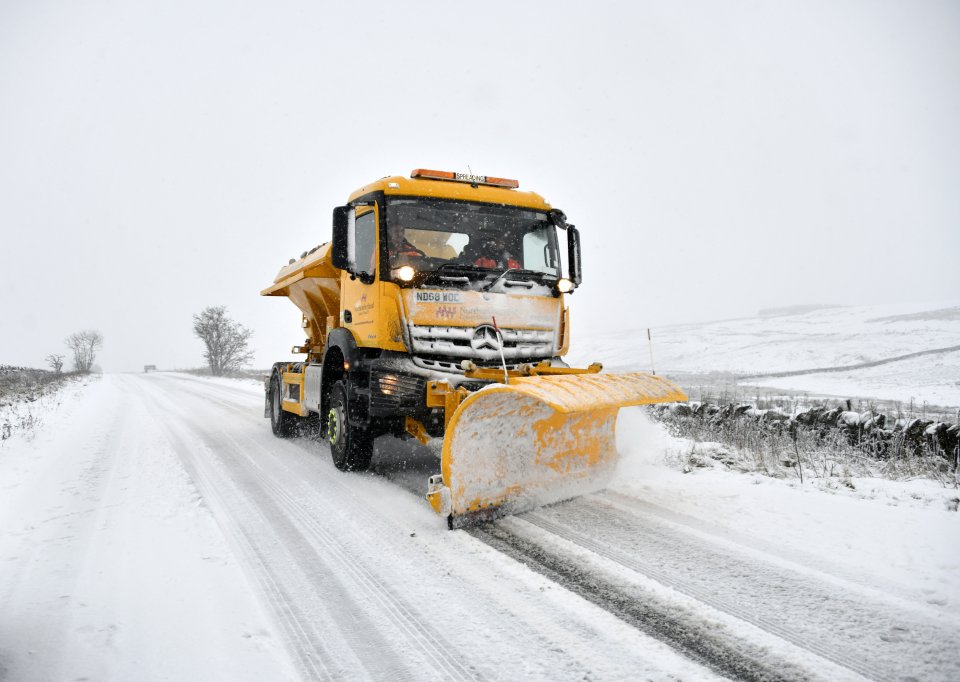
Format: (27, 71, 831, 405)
(556, 278, 574, 293)
(396, 265, 416, 282)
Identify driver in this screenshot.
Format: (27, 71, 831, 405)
(386, 223, 424, 260)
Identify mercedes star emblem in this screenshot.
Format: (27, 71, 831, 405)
(470, 325, 502, 355)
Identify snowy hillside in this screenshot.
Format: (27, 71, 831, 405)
(571, 302, 960, 408)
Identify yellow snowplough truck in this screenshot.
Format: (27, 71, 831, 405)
(262, 169, 686, 528)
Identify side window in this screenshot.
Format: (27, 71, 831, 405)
(522, 226, 559, 275)
(354, 209, 377, 276)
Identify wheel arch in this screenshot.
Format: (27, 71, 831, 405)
(319, 328, 360, 423)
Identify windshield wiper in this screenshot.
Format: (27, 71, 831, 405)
(482, 268, 516, 292)
(421, 262, 483, 285)
(433, 262, 482, 275)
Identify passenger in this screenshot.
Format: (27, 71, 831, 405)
(473, 236, 520, 270)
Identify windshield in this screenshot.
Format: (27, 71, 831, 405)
(384, 199, 560, 283)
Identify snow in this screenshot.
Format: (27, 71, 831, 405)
(749, 349, 960, 409)
(614, 407, 960, 609)
(0, 377, 298, 681)
(572, 301, 960, 407)
(1, 372, 957, 680)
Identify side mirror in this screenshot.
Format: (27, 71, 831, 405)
(568, 225, 582, 286)
(548, 208, 568, 230)
(332, 206, 352, 270)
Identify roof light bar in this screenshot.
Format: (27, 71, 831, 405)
(410, 168, 519, 189)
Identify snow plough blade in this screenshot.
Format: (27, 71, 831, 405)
(427, 372, 687, 528)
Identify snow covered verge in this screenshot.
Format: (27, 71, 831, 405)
(0, 366, 89, 445)
(0, 376, 297, 681)
(613, 407, 960, 610)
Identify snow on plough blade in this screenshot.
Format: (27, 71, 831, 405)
(427, 373, 687, 528)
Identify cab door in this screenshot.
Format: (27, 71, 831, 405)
(340, 203, 381, 347)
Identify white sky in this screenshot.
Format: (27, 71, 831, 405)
(1, 0, 958, 372)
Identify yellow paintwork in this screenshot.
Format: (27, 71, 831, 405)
(261, 243, 341, 359)
(378, 283, 408, 351)
(426, 474, 451, 515)
(435, 372, 688, 524)
(462, 361, 602, 381)
(340, 205, 381, 348)
(279, 371, 308, 414)
(349, 175, 552, 211)
(401, 287, 561, 330)
(424, 380, 469, 431)
(281, 399, 309, 417)
(403, 416, 431, 446)
(558, 306, 571, 356)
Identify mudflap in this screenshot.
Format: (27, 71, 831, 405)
(426, 372, 687, 528)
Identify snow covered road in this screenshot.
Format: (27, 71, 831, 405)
(1, 373, 957, 681)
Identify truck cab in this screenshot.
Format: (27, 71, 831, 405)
(262, 169, 583, 471)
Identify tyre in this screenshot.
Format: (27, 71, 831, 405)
(270, 371, 296, 438)
(327, 380, 373, 471)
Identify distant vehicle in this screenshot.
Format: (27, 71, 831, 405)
(143, 365, 157, 373)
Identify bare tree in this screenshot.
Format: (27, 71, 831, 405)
(45, 353, 65, 373)
(193, 306, 253, 376)
(65, 330, 103, 373)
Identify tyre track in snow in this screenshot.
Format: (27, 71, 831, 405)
(145, 374, 265, 416)
(139, 382, 398, 680)
(137, 377, 479, 682)
(155, 372, 264, 397)
(193, 429, 473, 682)
(467, 523, 802, 682)
(220, 441, 479, 682)
(598, 491, 954, 614)
(510, 493, 955, 682)
(137, 383, 343, 680)
(210, 433, 627, 682)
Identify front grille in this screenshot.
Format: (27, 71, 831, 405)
(412, 356, 525, 374)
(408, 325, 555, 361)
(370, 372, 425, 412)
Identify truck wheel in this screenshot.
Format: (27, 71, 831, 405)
(327, 381, 373, 471)
(270, 372, 295, 437)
